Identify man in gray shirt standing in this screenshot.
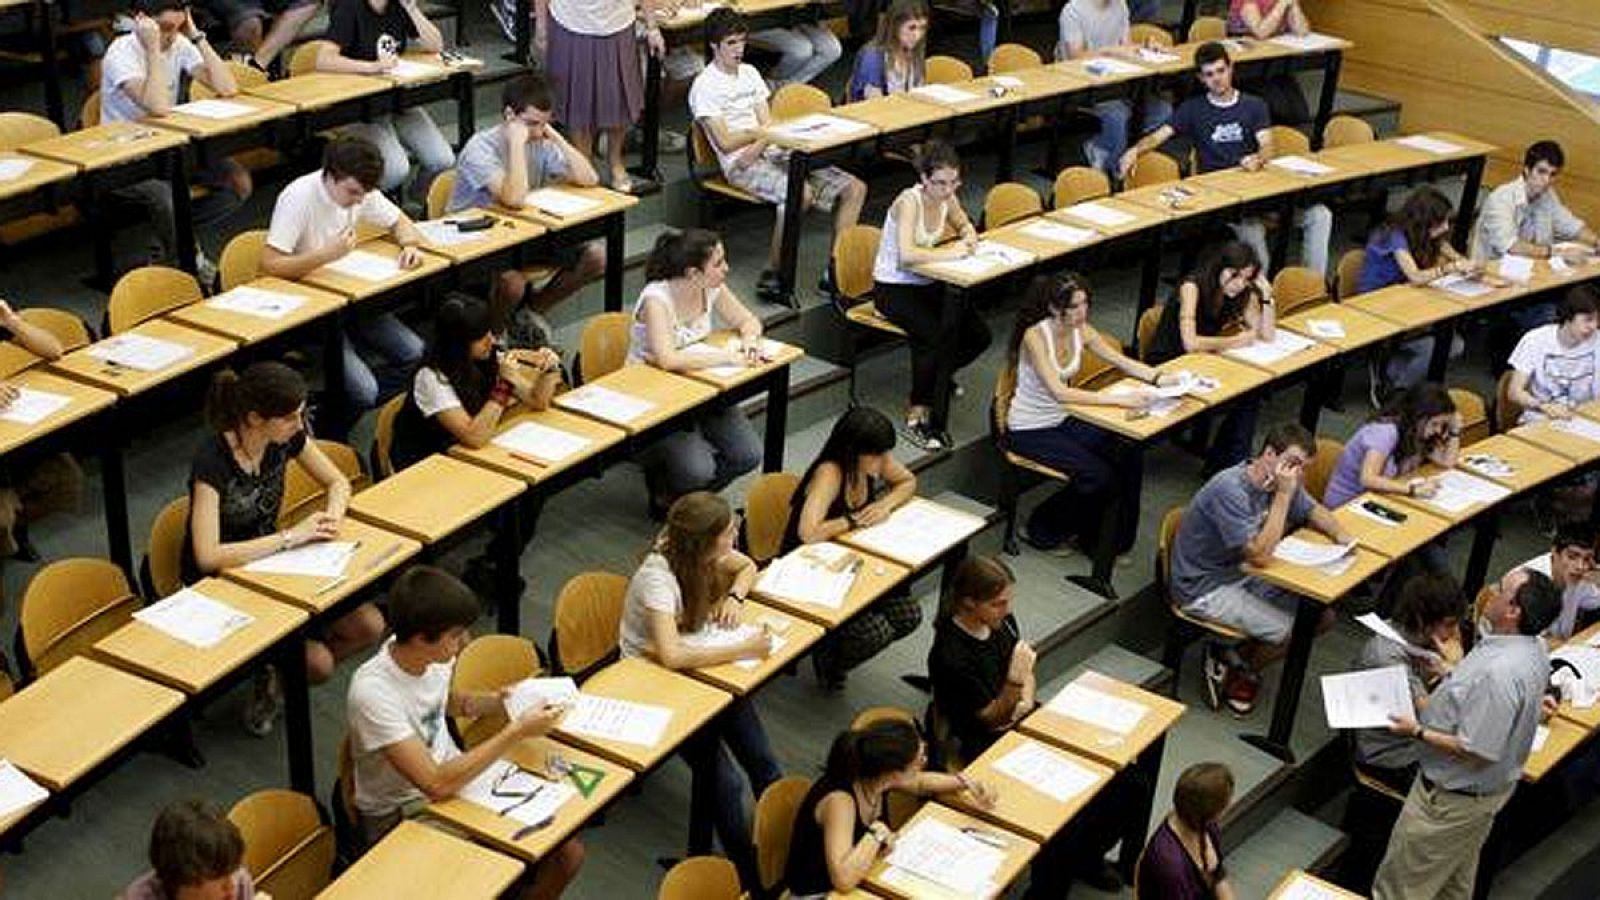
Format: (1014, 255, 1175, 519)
(1372, 565, 1560, 900)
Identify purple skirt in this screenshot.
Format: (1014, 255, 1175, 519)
(547, 17, 644, 132)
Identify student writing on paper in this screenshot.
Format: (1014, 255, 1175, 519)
(781, 407, 920, 690)
(627, 229, 763, 515)
(186, 364, 385, 736)
(1324, 384, 1460, 511)
(1518, 523, 1600, 641)
(872, 140, 992, 451)
(119, 799, 263, 900)
(1136, 762, 1236, 900)
(1169, 423, 1353, 716)
(1359, 188, 1473, 392)
(783, 719, 996, 899)
(1005, 272, 1177, 556)
(1506, 286, 1600, 425)
(619, 493, 780, 890)
(259, 138, 429, 434)
(1054, 0, 1171, 178)
(846, 0, 927, 101)
(1372, 568, 1560, 900)
(0, 300, 83, 563)
(1148, 241, 1274, 473)
(346, 566, 583, 898)
(449, 75, 605, 345)
(1225, 0, 1311, 124)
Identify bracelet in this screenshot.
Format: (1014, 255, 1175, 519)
(1413, 725, 1427, 742)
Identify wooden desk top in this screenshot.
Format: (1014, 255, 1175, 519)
(1566, 621, 1600, 648)
(1524, 717, 1589, 783)
(1187, 166, 1309, 203)
(1245, 532, 1390, 605)
(941, 731, 1113, 844)
(1065, 376, 1208, 442)
(553, 657, 732, 771)
(1330, 493, 1451, 561)
(414, 209, 546, 265)
(1507, 418, 1600, 465)
(166, 276, 347, 345)
(1018, 670, 1186, 769)
(912, 235, 1040, 288)
(683, 599, 825, 696)
(864, 803, 1038, 900)
(1267, 869, 1363, 900)
(245, 72, 392, 111)
(1319, 132, 1495, 175)
(677, 332, 805, 391)
(1049, 55, 1153, 86)
(150, 94, 296, 138)
(222, 517, 422, 614)
(1160, 352, 1273, 407)
(837, 496, 988, 569)
(832, 93, 954, 133)
(1118, 179, 1241, 221)
(1279, 303, 1400, 353)
(22, 121, 188, 170)
(988, 65, 1089, 100)
(0, 368, 117, 456)
(762, 111, 881, 154)
(1389, 465, 1510, 524)
(1048, 197, 1168, 237)
(1454, 433, 1573, 492)
(93, 578, 306, 694)
(751, 545, 911, 628)
(348, 454, 525, 544)
(1557, 693, 1600, 731)
(448, 407, 627, 485)
(0, 151, 78, 201)
(904, 78, 1023, 115)
(1344, 284, 1465, 330)
(497, 185, 638, 231)
(553, 364, 719, 434)
(1265, 150, 1365, 187)
(1223, 330, 1338, 378)
(50, 318, 239, 398)
(317, 820, 524, 899)
(984, 215, 1111, 262)
(380, 51, 481, 87)
(425, 737, 634, 862)
(299, 239, 452, 299)
(0, 656, 183, 791)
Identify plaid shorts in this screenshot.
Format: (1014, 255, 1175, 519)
(726, 150, 855, 212)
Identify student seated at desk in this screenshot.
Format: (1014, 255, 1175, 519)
(873, 140, 992, 451)
(690, 8, 867, 301)
(0, 300, 82, 562)
(783, 718, 997, 899)
(1359, 187, 1473, 394)
(204, 0, 319, 75)
(1519, 523, 1600, 641)
(347, 565, 583, 898)
(260, 137, 428, 429)
(120, 799, 263, 900)
(1147, 241, 1273, 473)
(448, 74, 605, 345)
(1225, 0, 1312, 124)
(101, 0, 251, 277)
(781, 406, 920, 690)
(627, 228, 763, 514)
(1135, 762, 1236, 900)
(316, 0, 455, 196)
(1054, 0, 1172, 177)
(1168, 422, 1353, 716)
(1507, 286, 1600, 425)
(1323, 383, 1461, 510)
(746, 11, 841, 88)
(620, 492, 781, 890)
(186, 362, 386, 736)
(1120, 42, 1332, 275)
(846, 0, 927, 101)
(1006, 272, 1175, 556)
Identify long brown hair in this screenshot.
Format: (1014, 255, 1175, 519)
(659, 492, 734, 632)
(938, 555, 1015, 623)
(871, 0, 928, 84)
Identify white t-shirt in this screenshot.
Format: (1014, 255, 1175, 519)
(411, 367, 463, 417)
(266, 170, 403, 256)
(549, 0, 635, 36)
(689, 63, 770, 173)
(619, 552, 681, 660)
(346, 638, 461, 816)
(1057, 0, 1130, 55)
(1507, 323, 1600, 422)
(1522, 553, 1600, 640)
(100, 32, 204, 124)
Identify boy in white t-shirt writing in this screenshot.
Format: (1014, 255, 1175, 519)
(1507, 286, 1600, 423)
(346, 565, 583, 898)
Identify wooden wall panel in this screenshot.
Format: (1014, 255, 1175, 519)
(1456, 1, 1600, 57)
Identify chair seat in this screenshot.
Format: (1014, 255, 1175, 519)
(520, 263, 560, 282)
(1353, 766, 1408, 804)
(231, 148, 283, 173)
(0, 208, 80, 245)
(1003, 450, 1070, 482)
(844, 301, 907, 337)
(1169, 600, 1249, 641)
(702, 175, 767, 206)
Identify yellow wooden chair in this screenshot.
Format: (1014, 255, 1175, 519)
(1188, 15, 1226, 42)
(229, 789, 336, 900)
(982, 182, 1042, 230)
(1493, 370, 1521, 434)
(770, 83, 831, 119)
(1322, 115, 1375, 149)
(79, 90, 101, 129)
(107, 266, 204, 333)
(278, 440, 369, 528)
(925, 54, 973, 84)
(451, 634, 543, 749)
(1136, 305, 1165, 361)
(426, 169, 458, 220)
(753, 776, 812, 896)
(744, 472, 799, 565)
(1334, 247, 1368, 301)
(659, 856, 742, 900)
(1272, 266, 1329, 316)
(550, 571, 628, 678)
(993, 363, 1069, 554)
(143, 495, 190, 600)
(987, 42, 1042, 73)
(1052, 166, 1110, 209)
(577, 312, 632, 384)
(17, 557, 142, 680)
(0, 307, 88, 378)
(1268, 125, 1311, 157)
(688, 120, 766, 209)
(0, 113, 80, 247)
(833, 224, 907, 403)
(1304, 437, 1344, 502)
(1126, 150, 1181, 188)
(371, 394, 405, 480)
(289, 40, 335, 77)
(1451, 387, 1488, 446)
(1130, 23, 1174, 47)
(1157, 507, 1248, 697)
(219, 230, 267, 292)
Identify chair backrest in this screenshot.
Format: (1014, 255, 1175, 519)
(192, 60, 269, 99)
(1450, 387, 1489, 446)
(1136, 305, 1164, 361)
(846, 707, 923, 827)
(833, 224, 882, 302)
(145, 495, 190, 600)
(1130, 23, 1174, 47)
(1272, 266, 1329, 316)
(1157, 506, 1184, 586)
(1322, 114, 1375, 148)
(753, 775, 812, 893)
(452, 634, 543, 749)
(770, 83, 831, 119)
(1334, 247, 1368, 301)
(229, 789, 335, 900)
(289, 40, 334, 77)
(108, 266, 203, 333)
(1127, 151, 1181, 188)
(1494, 370, 1521, 434)
(219, 230, 266, 292)
(1268, 125, 1311, 157)
(551, 571, 628, 676)
(426, 169, 458, 220)
(279, 440, 368, 528)
(0, 308, 89, 378)
(689, 120, 719, 181)
(0, 669, 12, 701)
(1188, 15, 1226, 41)
(983, 182, 1042, 230)
(744, 472, 800, 565)
(370, 393, 405, 480)
(1074, 333, 1125, 389)
(924, 54, 973, 84)
(0, 112, 60, 151)
(1304, 437, 1343, 503)
(1052, 166, 1110, 209)
(988, 42, 1042, 74)
(992, 363, 1018, 440)
(18, 557, 141, 678)
(659, 856, 741, 900)
(850, 705, 916, 730)
(80, 90, 101, 129)
(578, 311, 633, 384)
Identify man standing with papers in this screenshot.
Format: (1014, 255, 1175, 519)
(346, 565, 584, 899)
(1371, 566, 1560, 900)
(1169, 423, 1354, 716)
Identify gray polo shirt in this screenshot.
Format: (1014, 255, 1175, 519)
(1418, 633, 1548, 794)
(1353, 624, 1431, 771)
(1169, 463, 1313, 604)
(447, 124, 570, 214)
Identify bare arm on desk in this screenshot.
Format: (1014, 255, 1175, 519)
(1178, 284, 1255, 353)
(1118, 124, 1175, 181)
(1239, 0, 1307, 39)
(296, 438, 351, 521)
(189, 481, 336, 573)
(700, 108, 770, 171)
(260, 232, 355, 280)
(1507, 369, 1572, 420)
(0, 301, 62, 360)
(380, 705, 561, 802)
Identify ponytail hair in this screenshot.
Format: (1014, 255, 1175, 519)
(821, 719, 922, 785)
(204, 361, 306, 433)
(645, 228, 722, 282)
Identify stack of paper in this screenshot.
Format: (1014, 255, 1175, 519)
(1017, 220, 1096, 246)
(134, 587, 254, 648)
(992, 741, 1100, 801)
(767, 113, 872, 141)
(1497, 255, 1535, 284)
(0, 388, 71, 425)
(89, 333, 195, 371)
(1272, 537, 1356, 572)
(242, 541, 359, 578)
(1433, 273, 1495, 298)
(0, 759, 47, 819)
(1135, 46, 1180, 64)
(929, 241, 1035, 278)
(685, 337, 787, 378)
(325, 250, 401, 282)
(0, 157, 35, 181)
(206, 285, 307, 320)
(1082, 57, 1145, 76)
(1225, 329, 1316, 366)
(847, 499, 983, 564)
(560, 385, 655, 424)
(911, 84, 981, 104)
(504, 676, 580, 719)
(1533, 725, 1550, 753)
(1321, 665, 1413, 729)
(1270, 33, 1343, 51)
(1108, 382, 1182, 418)
(1046, 679, 1148, 734)
(757, 544, 858, 609)
(526, 188, 600, 218)
(681, 623, 779, 669)
(1064, 201, 1136, 228)
(458, 759, 577, 825)
(563, 695, 672, 747)
(388, 58, 445, 79)
(492, 420, 593, 464)
(1303, 318, 1345, 340)
(1396, 135, 1464, 155)
(883, 817, 1006, 897)
(173, 98, 255, 119)
(1355, 613, 1443, 662)
(1424, 469, 1512, 513)
(1269, 155, 1335, 177)
(1554, 417, 1600, 445)
(415, 219, 491, 246)
(990, 75, 1023, 88)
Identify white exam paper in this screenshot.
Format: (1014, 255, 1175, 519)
(911, 84, 981, 104)
(1273, 537, 1355, 568)
(206, 285, 307, 320)
(563, 695, 672, 747)
(1553, 417, 1600, 444)
(1082, 56, 1145, 76)
(1135, 46, 1179, 64)
(1396, 135, 1464, 155)
(89, 333, 195, 371)
(0, 157, 36, 180)
(992, 741, 1100, 801)
(1270, 32, 1343, 51)
(1270, 155, 1335, 177)
(1497, 255, 1535, 283)
(559, 384, 655, 424)
(757, 544, 857, 609)
(1225, 329, 1316, 366)
(1533, 725, 1550, 753)
(526, 188, 600, 217)
(0, 760, 47, 819)
(172, 98, 255, 119)
(492, 420, 593, 463)
(387, 58, 446, 79)
(325, 249, 401, 282)
(1046, 680, 1147, 734)
(1303, 318, 1345, 339)
(1433, 273, 1495, 298)
(884, 817, 1006, 897)
(415, 219, 490, 246)
(1064, 201, 1136, 228)
(458, 759, 577, 825)
(504, 676, 580, 719)
(0, 388, 70, 425)
(767, 113, 872, 141)
(1017, 220, 1096, 245)
(1321, 665, 1414, 729)
(847, 498, 984, 566)
(1274, 873, 1346, 900)
(1424, 469, 1511, 513)
(1355, 612, 1443, 662)
(242, 541, 358, 577)
(134, 587, 254, 649)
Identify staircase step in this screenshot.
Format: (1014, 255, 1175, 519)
(1038, 643, 1171, 698)
(1225, 808, 1348, 896)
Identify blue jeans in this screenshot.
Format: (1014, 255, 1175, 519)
(343, 312, 424, 412)
(978, 4, 997, 64)
(1089, 98, 1172, 177)
(682, 696, 782, 889)
(638, 403, 762, 499)
(1007, 418, 1143, 552)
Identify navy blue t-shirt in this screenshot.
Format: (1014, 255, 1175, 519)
(1170, 91, 1270, 173)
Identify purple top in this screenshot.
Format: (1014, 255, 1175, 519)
(1324, 422, 1402, 508)
(121, 868, 255, 900)
(1137, 820, 1225, 900)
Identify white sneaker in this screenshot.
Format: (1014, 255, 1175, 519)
(196, 248, 218, 291)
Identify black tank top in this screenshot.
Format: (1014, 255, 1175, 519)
(779, 470, 886, 556)
(784, 775, 881, 896)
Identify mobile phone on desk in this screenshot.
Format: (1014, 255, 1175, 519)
(1361, 500, 1407, 524)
